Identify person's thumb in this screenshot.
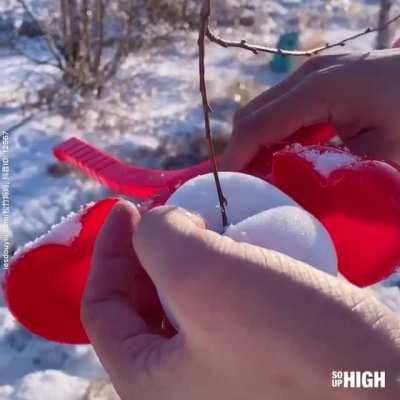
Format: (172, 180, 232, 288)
(132, 205, 328, 342)
(133, 206, 236, 334)
(222, 68, 338, 171)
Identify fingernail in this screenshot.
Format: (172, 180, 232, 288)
(110, 198, 140, 218)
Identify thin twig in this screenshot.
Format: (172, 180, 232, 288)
(6, 114, 35, 133)
(12, 41, 60, 67)
(16, 0, 64, 69)
(81, 0, 92, 70)
(92, 0, 105, 73)
(206, 11, 400, 57)
(199, 0, 229, 229)
(62, 0, 80, 69)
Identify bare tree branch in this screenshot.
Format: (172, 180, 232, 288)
(199, 0, 229, 229)
(6, 114, 35, 133)
(80, 0, 92, 70)
(182, 0, 189, 19)
(102, 0, 135, 81)
(60, 0, 69, 62)
(16, 0, 64, 69)
(92, 0, 105, 73)
(61, 0, 80, 69)
(376, 0, 394, 49)
(12, 41, 60, 67)
(206, 10, 400, 57)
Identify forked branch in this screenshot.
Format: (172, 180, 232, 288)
(206, 9, 400, 56)
(16, 0, 64, 69)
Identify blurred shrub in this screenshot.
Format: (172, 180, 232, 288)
(16, 0, 200, 99)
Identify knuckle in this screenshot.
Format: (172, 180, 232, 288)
(135, 206, 170, 241)
(303, 68, 331, 92)
(233, 106, 246, 124)
(232, 106, 258, 134)
(80, 299, 95, 328)
(80, 295, 107, 332)
(300, 54, 334, 74)
(232, 112, 256, 137)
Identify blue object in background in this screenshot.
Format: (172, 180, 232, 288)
(270, 31, 300, 73)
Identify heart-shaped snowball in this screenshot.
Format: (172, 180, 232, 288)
(163, 172, 338, 328)
(272, 144, 400, 287)
(224, 205, 337, 276)
(3, 198, 118, 344)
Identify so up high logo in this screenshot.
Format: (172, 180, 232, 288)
(331, 371, 386, 389)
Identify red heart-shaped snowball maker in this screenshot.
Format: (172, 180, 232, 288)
(3, 123, 334, 345)
(5, 124, 400, 344)
(3, 198, 118, 343)
(272, 144, 400, 287)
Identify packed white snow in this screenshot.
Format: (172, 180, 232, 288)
(2, 370, 89, 400)
(164, 172, 338, 328)
(11, 203, 92, 263)
(225, 205, 338, 276)
(166, 172, 299, 233)
(291, 144, 359, 177)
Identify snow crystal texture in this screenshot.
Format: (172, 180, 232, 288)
(166, 172, 298, 233)
(11, 203, 93, 263)
(291, 144, 359, 177)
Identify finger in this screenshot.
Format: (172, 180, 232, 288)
(222, 68, 337, 170)
(344, 127, 398, 161)
(81, 200, 165, 376)
(133, 206, 215, 297)
(393, 36, 400, 48)
(133, 205, 339, 340)
(133, 205, 236, 334)
(234, 53, 349, 123)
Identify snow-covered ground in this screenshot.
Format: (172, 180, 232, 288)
(0, 0, 399, 399)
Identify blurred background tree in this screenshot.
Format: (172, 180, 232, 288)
(15, 0, 197, 97)
(376, 0, 394, 49)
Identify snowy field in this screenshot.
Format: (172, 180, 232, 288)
(0, 0, 400, 398)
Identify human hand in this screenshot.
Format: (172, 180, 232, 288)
(222, 49, 400, 170)
(81, 200, 400, 399)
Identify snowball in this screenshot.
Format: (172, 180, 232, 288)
(11, 203, 94, 263)
(161, 172, 338, 329)
(224, 206, 337, 276)
(166, 172, 298, 233)
(291, 144, 358, 177)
